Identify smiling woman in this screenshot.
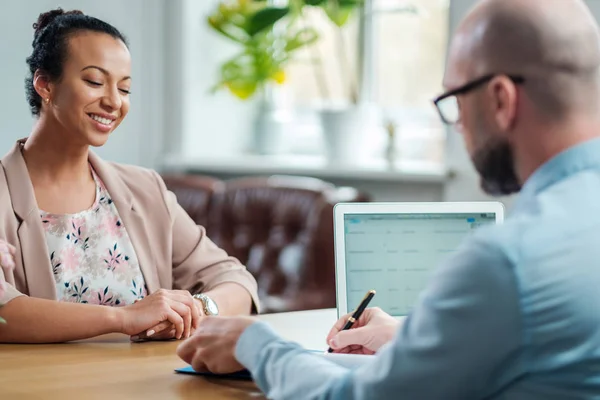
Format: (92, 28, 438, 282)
(0, 8, 259, 344)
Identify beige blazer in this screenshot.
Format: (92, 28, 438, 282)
(0, 139, 259, 310)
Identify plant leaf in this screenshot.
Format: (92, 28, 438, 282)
(207, 15, 249, 43)
(285, 28, 319, 52)
(319, 0, 362, 27)
(322, 4, 354, 27)
(247, 7, 290, 36)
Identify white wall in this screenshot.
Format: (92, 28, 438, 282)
(0, 0, 165, 168)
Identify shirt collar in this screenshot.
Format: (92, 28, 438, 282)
(515, 137, 600, 208)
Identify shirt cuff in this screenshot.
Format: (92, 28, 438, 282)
(235, 321, 282, 370)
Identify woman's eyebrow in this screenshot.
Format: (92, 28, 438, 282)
(81, 65, 131, 80)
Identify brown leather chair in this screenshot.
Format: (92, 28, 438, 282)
(162, 174, 370, 313)
(161, 174, 224, 234)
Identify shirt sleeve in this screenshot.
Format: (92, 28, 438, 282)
(153, 171, 260, 312)
(235, 234, 524, 399)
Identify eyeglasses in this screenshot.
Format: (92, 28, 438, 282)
(433, 74, 525, 125)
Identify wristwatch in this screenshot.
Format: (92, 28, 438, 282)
(193, 293, 219, 316)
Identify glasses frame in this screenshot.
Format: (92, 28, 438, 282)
(433, 74, 525, 125)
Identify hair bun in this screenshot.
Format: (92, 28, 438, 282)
(33, 8, 84, 37)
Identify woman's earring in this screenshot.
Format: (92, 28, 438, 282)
(44, 98, 50, 104)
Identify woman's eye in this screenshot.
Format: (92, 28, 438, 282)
(119, 89, 131, 95)
(84, 79, 102, 86)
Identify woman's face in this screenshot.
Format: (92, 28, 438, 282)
(38, 31, 131, 147)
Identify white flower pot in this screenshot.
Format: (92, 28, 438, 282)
(252, 100, 292, 155)
(320, 105, 379, 165)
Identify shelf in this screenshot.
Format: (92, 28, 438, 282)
(162, 153, 451, 184)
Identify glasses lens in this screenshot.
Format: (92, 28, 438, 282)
(437, 96, 459, 124)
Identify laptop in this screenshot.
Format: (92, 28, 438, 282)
(333, 202, 504, 318)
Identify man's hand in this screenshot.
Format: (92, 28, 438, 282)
(177, 316, 256, 374)
(326, 307, 401, 354)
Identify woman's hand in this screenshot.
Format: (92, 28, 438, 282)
(0, 240, 16, 271)
(0, 240, 16, 299)
(326, 307, 401, 355)
(131, 301, 204, 342)
(117, 289, 201, 340)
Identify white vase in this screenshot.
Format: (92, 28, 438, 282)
(252, 94, 292, 155)
(320, 104, 379, 165)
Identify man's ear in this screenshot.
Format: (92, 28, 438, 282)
(33, 70, 53, 102)
(488, 76, 518, 133)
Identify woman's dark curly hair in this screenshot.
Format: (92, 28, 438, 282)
(25, 8, 129, 116)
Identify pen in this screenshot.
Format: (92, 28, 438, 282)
(327, 289, 376, 353)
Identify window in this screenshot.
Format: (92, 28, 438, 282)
(285, 0, 450, 164)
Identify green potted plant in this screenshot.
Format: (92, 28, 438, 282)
(206, 1, 416, 159)
(207, 0, 318, 153)
(207, 0, 318, 99)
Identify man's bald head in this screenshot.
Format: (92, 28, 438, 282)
(446, 0, 600, 118)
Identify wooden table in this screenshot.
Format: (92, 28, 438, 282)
(0, 309, 337, 399)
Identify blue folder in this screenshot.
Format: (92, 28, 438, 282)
(175, 365, 252, 380)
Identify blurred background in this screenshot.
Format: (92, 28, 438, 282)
(1, 0, 508, 204)
(4, 1, 599, 312)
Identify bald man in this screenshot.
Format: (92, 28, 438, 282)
(176, 0, 600, 398)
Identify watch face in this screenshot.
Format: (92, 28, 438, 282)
(205, 298, 219, 315)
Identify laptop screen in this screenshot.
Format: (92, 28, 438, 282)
(343, 212, 497, 316)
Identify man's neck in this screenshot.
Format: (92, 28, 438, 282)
(515, 114, 600, 184)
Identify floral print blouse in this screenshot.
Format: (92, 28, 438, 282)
(41, 167, 147, 306)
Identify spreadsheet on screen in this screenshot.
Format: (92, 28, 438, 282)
(343, 213, 497, 316)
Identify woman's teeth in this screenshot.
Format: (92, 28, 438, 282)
(90, 114, 113, 125)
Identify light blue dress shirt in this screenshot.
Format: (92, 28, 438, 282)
(236, 137, 600, 400)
